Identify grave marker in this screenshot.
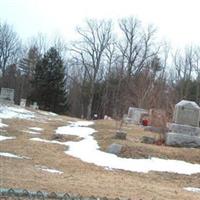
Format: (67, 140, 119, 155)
(20, 99, 26, 107)
(0, 88, 14, 104)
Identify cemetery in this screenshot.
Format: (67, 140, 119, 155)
(2, 1, 200, 198)
(1, 86, 200, 152)
(0, 87, 39, 110)
(122, 100, 200, 148)
(1, 89, 200, 199)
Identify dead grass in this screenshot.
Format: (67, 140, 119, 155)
(94, 120, 200, 163)
(0, 114, 200, 199)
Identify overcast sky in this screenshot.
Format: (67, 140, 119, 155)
(1, 0, 200, 48)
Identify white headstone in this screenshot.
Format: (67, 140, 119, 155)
(32, 102, 39, 109)
(166, 100, 200, 148)
(20, 99, 26, 107)
(0, 88, 14, 104)
(127, 107, 148, 124)
(173, 100, 200, 127)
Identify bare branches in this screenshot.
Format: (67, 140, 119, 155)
(70, 19, 113, 119)
(0, 22, 21, 76)
(118, 17, 158, 76)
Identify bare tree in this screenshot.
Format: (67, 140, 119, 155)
(114, 17, 161, 110)
(71, 19, 112, 119)
(118, 17, 158, 76)
(53, 35, 68, 59)
(27, 33, 48, 55)
(0, 22, 21, 77)
(173, 46, 194, 99)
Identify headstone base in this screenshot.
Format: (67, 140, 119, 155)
(165, 132, 200, 148)
(167, 123, 200, 136)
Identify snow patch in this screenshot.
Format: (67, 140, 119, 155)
(0, 152, 22, 159)
(71, 121, 94, 127)
(0, 122, 8, 128)
(0, 135, 15, 141)
(55, 121, 200, 175)
(48, 112, 58, 116)
(184, 187, 200, 193)
(23, 130, 41, 135)
(0, 105, 34, 120)
(56, 126, 94, 138)
(36, 165, 63, 174)
(29, 127, 43, 132)
(37, 110, 58, 116)
(0, 152, 30, 159)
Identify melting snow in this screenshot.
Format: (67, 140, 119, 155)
(0, 105, 34, 120)
(0, 152, 23, 159)
(0, 135, 15, 141)
(0, 122, 8, 128)
(37, 110, 58, 116)
(54, 121, 200, 175)
(29, 120, 200, 175)
(29, 127, 43, 131)
(184, 187, 200, 193)
(48, 112, 58, 116)
(70, 121, 94, 127)
(0, 152, 30, 159)
(23, 130, 41, 135)
(36, 165, 63, 174)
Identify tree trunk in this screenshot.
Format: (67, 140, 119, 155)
(87, 95, 93, 120)
(86, 82, 95, 120)
(196, 75, 200, 104)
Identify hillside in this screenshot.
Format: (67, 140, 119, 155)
(0, 105, 200, 200)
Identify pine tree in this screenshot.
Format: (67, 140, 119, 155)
(31, 47, 67, 114)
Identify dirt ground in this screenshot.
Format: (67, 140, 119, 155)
(0, 109, 200, 200)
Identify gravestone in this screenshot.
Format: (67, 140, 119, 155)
(166, 100, 200, 148)
(115, 130, 127, 140)
(141, 136, 155, 144)
(127, 107, 148, 124)
(30, 102, 39, 110)
(173, 100, 200, 127)
(20, 99, 26, 107)
(0, 88, 14, 104)
(33, 102, 38, 109)
(107, 143, 123, 155)
(165, 132, 200, 148)
(167, 123, 200, 137)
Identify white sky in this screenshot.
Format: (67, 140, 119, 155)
(1, 0, 200, 48)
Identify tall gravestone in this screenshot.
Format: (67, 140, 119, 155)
(173, 100, 200, 127)
(166, 100, 200, 148)
(0, 88, 15, 104)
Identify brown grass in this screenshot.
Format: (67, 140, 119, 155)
(94, 120, 200, 163)
(0, 114, 200, 199)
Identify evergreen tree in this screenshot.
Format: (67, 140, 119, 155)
(31, 47, 67, 114)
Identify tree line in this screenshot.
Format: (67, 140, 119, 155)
(0, 17, 200, 119)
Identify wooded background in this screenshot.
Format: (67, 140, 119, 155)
(0, 17, 199, 119)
